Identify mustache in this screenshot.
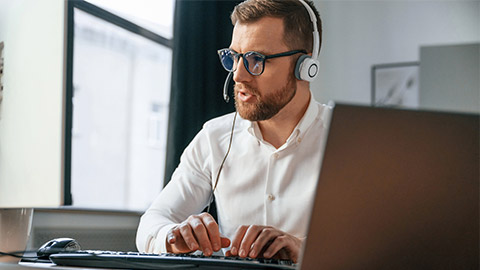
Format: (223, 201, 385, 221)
(234, 83, 260, 96)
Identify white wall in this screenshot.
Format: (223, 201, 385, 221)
(420, 43, 479, 113)
(312, 0, 480, 105)
(0, 0, 65, 207)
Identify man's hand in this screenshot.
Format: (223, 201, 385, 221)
(166, 212, 230, 256)
(226, 225, 303, 263)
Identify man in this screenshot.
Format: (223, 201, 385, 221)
(136, 0, 330, 263)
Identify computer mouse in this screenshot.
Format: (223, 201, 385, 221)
(37, 238, 82, 260)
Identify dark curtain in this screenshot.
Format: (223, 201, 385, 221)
(164, 0, 241, 186)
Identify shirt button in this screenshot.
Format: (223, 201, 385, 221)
(267, 194, 275, 201)
(297, 137, 302, 143)
(273, 153, 279, 159)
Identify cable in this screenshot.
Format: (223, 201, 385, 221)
(206, 111, 238, 213)
(0, 250, 42, 259)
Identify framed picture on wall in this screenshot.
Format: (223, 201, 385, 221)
(371, 62, 419, 108)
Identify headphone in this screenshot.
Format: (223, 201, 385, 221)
(223, 0, 320, 102)
(295, 0, 320, 82)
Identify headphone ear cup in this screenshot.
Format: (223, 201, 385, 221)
(295, 54, 310, 80)
(295, 54, 319, 82)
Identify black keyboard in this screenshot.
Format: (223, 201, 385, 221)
(49, 250, 297, 269)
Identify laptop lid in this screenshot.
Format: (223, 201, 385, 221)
(299, 104, 479, 269)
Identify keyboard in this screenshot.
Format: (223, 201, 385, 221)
(49, 250, 297, 269)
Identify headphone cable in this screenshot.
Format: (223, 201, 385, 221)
(207, 111, 237, 213)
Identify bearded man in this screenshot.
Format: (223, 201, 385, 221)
(136, 0, 331, 263)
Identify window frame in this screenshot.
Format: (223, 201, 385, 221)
(64, 0, 174, 205)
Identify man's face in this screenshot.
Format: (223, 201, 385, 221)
(230, 17, 298, 121)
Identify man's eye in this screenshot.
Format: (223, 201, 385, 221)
(251, 55, 263, 62)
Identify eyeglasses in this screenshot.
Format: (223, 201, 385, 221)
(217, 48, 307, 76)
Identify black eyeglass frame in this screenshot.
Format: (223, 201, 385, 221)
(217, 48, 307, 76)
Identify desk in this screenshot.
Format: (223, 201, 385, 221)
(0, 262, 111, 270)
(1, 262, 58, 270)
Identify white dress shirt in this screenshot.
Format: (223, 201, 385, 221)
(136, 93, 332, 253)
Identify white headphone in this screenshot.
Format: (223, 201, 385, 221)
(295, 0, 320, 82)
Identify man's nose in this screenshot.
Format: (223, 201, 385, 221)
(233, 57, 252, 83)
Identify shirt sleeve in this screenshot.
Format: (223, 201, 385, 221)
(136, 128, 213, 253)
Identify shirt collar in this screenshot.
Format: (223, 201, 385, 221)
(291, 91, 319, 138)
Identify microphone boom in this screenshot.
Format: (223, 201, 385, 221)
(223, 72, 233, 103)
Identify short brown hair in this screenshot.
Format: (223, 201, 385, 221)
(231, 0, 322, 54)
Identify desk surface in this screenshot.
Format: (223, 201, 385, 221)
(1, 262, 108, 270)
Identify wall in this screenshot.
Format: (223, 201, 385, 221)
(420, 43, 479, 113)
(0, 0, 65, 207)
(312, 0, 480, 105)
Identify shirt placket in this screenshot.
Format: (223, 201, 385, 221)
(263, 149, 280, 225)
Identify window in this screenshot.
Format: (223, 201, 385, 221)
(65, 0, 175, 210)
(85, 0, 174, 39)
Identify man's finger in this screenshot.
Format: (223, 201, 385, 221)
(270, 248, 290, 261)
(200, 213, 221, 252)
(178, 222, 199, 251)
(229, 225, 249, 256)
(220, 236, 231, 248)
(264, 235, 301, 263)
(248, 227, 280, 258)
(237, 225, 264, 258)
(167, 228, 178, 244)
(166, 225, 192, 253)
(188, 217, 213, 256)
(262, 235, 288, 258)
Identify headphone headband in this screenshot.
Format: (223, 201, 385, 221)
(298, 0, 320, 61)
(295, 0, 320, 82)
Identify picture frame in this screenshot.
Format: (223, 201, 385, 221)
(371, 62, 420, 108)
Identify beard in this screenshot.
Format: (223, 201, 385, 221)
(234, 74, 297, 122)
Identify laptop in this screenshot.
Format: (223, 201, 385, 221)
(299, 104, 479, 269)
(49, 104, 479, 269)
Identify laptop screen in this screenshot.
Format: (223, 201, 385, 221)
(300, 104, 479, 269)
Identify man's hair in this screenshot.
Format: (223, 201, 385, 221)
(231, 0, 322, 54)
